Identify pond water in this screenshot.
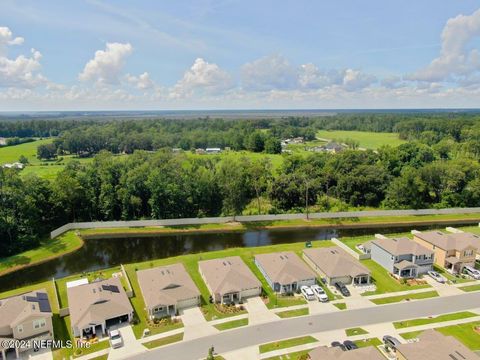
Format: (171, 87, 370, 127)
(0, 223, 459, 291)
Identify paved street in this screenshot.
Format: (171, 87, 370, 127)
(134, 292, 480, 360)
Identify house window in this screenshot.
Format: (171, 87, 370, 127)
(33, 319, 46, 329)
(464, 250, 473, 257)
(153, 307, 164, 313)
(17, 325, 23, 333)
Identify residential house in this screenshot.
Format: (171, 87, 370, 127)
(395, 329, 478, 360)
(254, 252, 316, 293)
(205, 147, 221, 154)
(137, 263, 200, 319)
(303, 246, 371, 285)
(307, 345, 385, 360)
(67, 278, 133, 339)
(413, 231, 480, 274)
(0, 290, 53, 359)
(322, 142, 344, 153)
(198, 256, 262, 304)
(370, 237, 434, 278)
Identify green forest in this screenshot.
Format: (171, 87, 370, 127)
(2, 112, 480, 257)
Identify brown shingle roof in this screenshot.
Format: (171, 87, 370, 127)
(67, 278, 133, 331)
(415, 231, 480, 251)
(0, 290, 52, 332)
(303, 246, 370, 279)
(308, 346, 385, 360)
(372, 237, 433, 256)
(396, 329, 478, 360)
(255, 252, 316, 285)
(198, 256, 261, 295)
(137, 263, 200, 310)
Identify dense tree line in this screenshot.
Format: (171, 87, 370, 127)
(2, 112, 480, 257)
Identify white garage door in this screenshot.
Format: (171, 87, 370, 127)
(177, 297, 200, 310)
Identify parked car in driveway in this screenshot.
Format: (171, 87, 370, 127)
(331, 341, 346, 351)
(383, 335, 401, 350)
(343, 340, 358, 350)
(300, 285, 316, 301)
(334, 281, 351, 296)
(427, 270, 446, 283)
(310, 284, 329, 302)
(463, 265, 480, 280)
(109, 329, 123, 349)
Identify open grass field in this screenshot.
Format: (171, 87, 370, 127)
(0, 138, 52, 164)
(259, 336, 317, 354)
(393, 311, 478, 329)
(316, 130, 406, 149)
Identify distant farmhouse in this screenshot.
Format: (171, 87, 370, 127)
(0, 137, 6, 146)
(2, 162, 25, 169)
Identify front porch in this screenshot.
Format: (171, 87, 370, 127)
(353, 274, 370, 285)
(275, 282, 298, 294)
(393, 261, 418, 279)
(221, 292, 240, 304)
(150, 304, 176, 319)
(445, 257, 463, 274)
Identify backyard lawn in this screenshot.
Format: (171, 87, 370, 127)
(393, 311, 478, 329)
(371, 290, 439, 305)
(259, 336, 317, 354)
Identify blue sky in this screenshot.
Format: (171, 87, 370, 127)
(1, 0, 480, 110)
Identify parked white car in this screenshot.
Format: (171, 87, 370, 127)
(427, 270, 446, 283)
(300, 285, 316, 301)
(109, 329, 123, 349)
(310, 284, 329, 302)
(463, 266, 480, 280)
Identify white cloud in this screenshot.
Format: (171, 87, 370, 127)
(410, 8, 480, 82)
(170, 57, 232, 98)
(126, 71, 154, 90)
(298, 63, 343, 89)
(79, 42, 133, 85)
(0, 26, 24, 55)
(241, 54, 298, 91)
(0, 48, 46, 88)
(342, 68, 376, 91)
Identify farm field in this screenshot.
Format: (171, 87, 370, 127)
(316, 130, 406, 149)
(0, 138, 53, 164)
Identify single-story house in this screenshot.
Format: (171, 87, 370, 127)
(370, 237, 434, 278)
(413, 231, 479, 274)
(307, 345, 384, 360)
(67, 278, 133, 339)
(198, 256, 262, 304)
(254, 252, 316, 294)
(137, 263, 200, 319)
(396, 329, 478, 360)
(0, 290, 53, 359)
(303, 246, 371, 285)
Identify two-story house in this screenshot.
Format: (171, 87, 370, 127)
(413, 231, 479, 274)
(370, 237, 434, 278)
(0, 290, 54, 359)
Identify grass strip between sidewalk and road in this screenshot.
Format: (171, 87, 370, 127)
(213, 318, 249, 331)
(393, 311, 478, 329)
(345, 327, 369, 336)
(371, 290, 439, 305)
(259, 336, 318, 354)
(142, 333, 184, 349)
(276, 308, 309, 318)
(459, 284, 480, 292)
(333, 302, 347, 310)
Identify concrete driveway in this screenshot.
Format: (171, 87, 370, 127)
(108, 325, 146, 360)
(181, 307, 218, 340)
(244, 297, 278, 325)
(423, 276, 464, 296)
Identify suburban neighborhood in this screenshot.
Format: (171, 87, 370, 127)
(1, 225, 480, 360)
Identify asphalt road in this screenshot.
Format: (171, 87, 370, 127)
(135, 292, 480, 360)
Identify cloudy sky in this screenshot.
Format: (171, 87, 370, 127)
(1, 0, 480, 110)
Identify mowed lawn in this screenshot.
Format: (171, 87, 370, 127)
(0, 138, 53, 164)
(316, 130, 406, 149)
